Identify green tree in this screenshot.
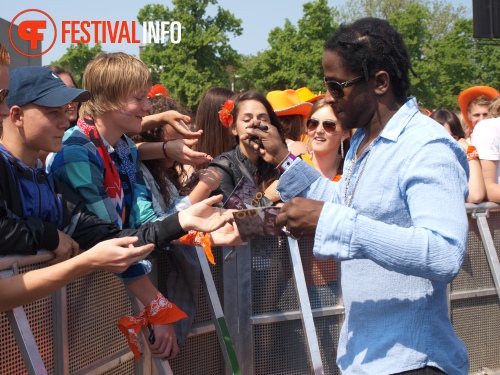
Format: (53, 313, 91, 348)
(248, 0, 339, 94)
(137, 0, 242, 110)
(423, 19, 500, 109)
(340, 0, 467, 38)
(50, 43, 102, 86)
(386, 4, 435, 105)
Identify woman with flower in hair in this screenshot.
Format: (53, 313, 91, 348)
(192, 87, 236, 169)
(208, 92, 286, 207)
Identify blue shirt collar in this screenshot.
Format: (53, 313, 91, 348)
(378, 97, 419, 142)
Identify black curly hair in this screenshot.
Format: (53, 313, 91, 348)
(324, 17, 414, 104)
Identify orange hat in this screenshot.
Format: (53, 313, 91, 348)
(296, 87, 325, 103)
(266, 89, 313, 117)
(458, 86, 500, 128)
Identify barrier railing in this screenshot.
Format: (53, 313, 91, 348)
(1, 203, 500, 374)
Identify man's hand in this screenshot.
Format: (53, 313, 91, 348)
(243, 121, 289, 166)
(50, 230, 80, 265)
(165, 138, 213, 165)
(149, 323, 179, 360)
(276, 197, 324, 238)
(178, 195, 234, 232)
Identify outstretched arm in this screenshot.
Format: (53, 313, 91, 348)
(0, 237, 153, 312)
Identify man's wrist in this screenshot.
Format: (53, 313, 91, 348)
(277, 152, 296, 173)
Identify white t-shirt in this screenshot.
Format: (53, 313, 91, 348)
(472, 117, 500, 184)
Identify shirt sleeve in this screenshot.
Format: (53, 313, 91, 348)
(276, 158, 342, 203)
(314, 141, 468, 283)
(128, 146, 158, 227)
(472, 123, 500, 160)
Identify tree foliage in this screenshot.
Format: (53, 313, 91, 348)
(422, 19, 500, 109)
(246, 0, 338, 94)
(50, 43, 102, 87)
(137, 0, 242, 110)
(50, 0, 500, 113)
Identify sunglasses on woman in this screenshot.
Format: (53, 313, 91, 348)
(323, 75, 365, 98)
(0, 89, 8, 104)
(306, 118, 337, 133)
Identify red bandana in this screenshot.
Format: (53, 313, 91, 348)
(77, 117, 125, 224)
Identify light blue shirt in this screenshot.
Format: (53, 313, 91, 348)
(277, 98, 470, 374)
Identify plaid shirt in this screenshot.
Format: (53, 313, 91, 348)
(48, 126, 157, 229)
(47, 126, 158, 283)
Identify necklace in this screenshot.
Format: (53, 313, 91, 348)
(343, 140, 375, 207)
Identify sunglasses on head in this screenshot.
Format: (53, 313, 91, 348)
(306, 118, 337, 133)
(0, 89, 8, 104)
(323, 75, 365, 98)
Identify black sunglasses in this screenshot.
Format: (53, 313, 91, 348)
(0, 89, 8, 104)
(306, 118, 337, 133)
(323, 75, 365, 98)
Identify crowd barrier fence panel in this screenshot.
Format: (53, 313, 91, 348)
(1, 203, 500, 374)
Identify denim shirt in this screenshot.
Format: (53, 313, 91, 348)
(276, 98, 470, 374)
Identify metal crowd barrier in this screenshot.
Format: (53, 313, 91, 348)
(1, 203, 500, 374)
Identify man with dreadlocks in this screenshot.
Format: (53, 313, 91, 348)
(246, 17, 469, 374)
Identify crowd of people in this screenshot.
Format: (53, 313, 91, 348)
(2, 15, 497, 374)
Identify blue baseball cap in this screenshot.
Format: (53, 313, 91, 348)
(7, 66, 90, 108)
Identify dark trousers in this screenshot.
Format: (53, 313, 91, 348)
(392, 366, 447, 375)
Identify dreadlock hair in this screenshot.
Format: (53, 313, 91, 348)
(324, 17, 413, 104)
(131, 96, 191, 207)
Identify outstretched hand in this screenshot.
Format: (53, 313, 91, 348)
(178, 195, 234, 232)
(243, 121, 289, 166)
(160, 110, 202, 140)
(276, 197, 324, 238)
(142, 110, 202, 139)
(83, 237, 154, 273)
(165, 138, 213, 165)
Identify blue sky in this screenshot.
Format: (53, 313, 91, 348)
(4, 0, 472, 65)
